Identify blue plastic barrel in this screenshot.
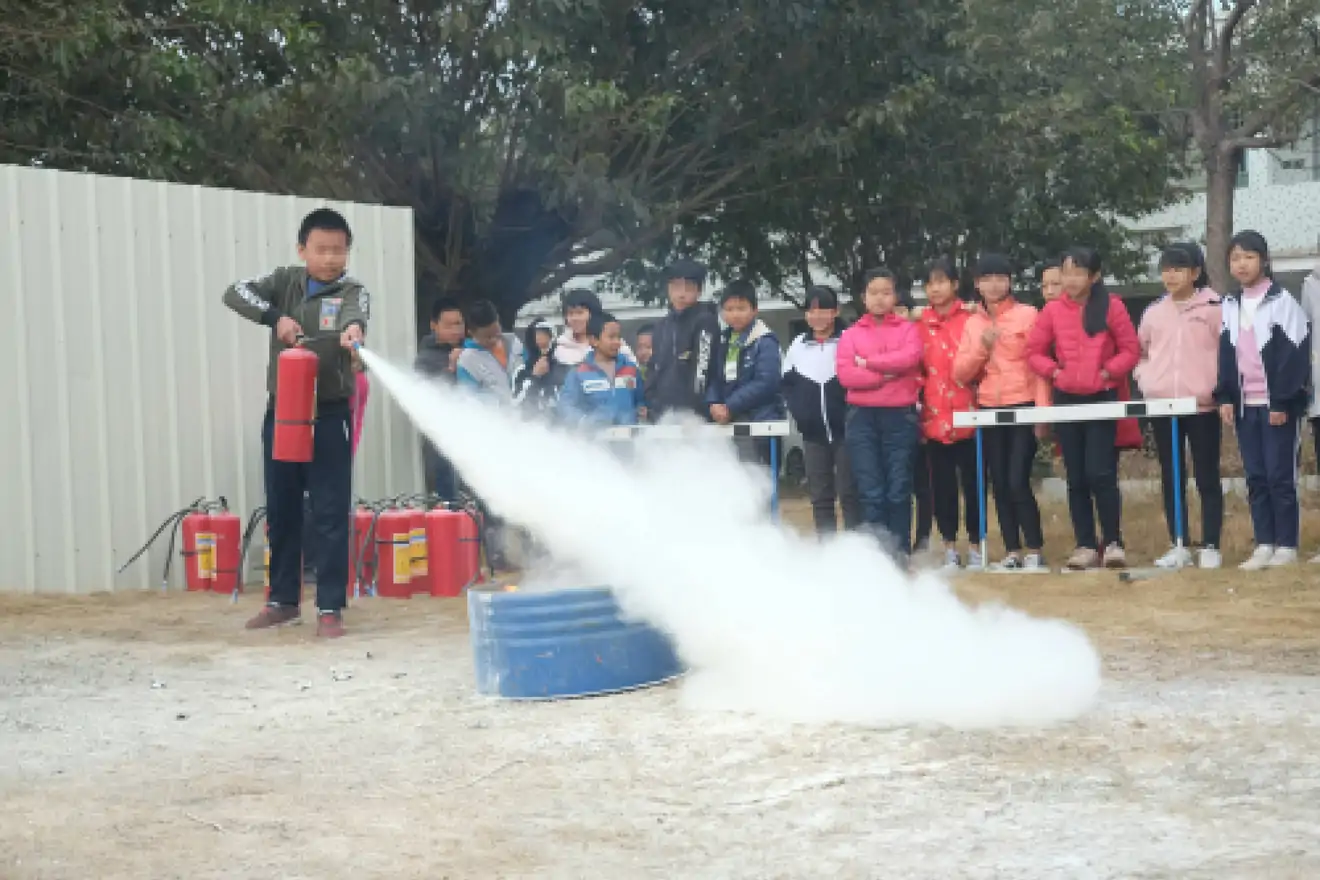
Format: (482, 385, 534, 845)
(467, 586, 684, 699)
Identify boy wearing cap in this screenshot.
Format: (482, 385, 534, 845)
(648, 259, 720, 420)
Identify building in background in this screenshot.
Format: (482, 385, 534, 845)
(1126, 108, 1320, 295)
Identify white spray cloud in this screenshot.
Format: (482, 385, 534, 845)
(360, 349, 1102, 729)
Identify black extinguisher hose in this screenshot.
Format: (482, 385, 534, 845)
(116, 496, 206, 590)
(231, 506, 268, 603)
(353, 506, 383, 598)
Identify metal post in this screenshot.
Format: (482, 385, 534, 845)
(1171, 415, 1185, 565)
(770, 436, 780, 523)
(976, 426, 987, 567)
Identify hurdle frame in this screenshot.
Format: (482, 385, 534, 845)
(599, 420, 790, 521)
(953, 397, 1199, 570)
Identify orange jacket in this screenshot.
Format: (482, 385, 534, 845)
(953, 299, 1052, 409)
(918, 303, 976, 443)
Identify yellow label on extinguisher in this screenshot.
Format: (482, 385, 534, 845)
(197, 533, 217, 580)
(410, 527, 427, 577)
(393, 541, 412, 582)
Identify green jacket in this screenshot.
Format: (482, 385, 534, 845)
(222, 266, 370, 404)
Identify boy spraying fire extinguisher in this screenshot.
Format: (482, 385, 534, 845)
(222, 208, 368, 639)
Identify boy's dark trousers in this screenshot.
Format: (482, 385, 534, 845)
(1150, 412, 1223, 547)
(1053, 390, 1122, 550)
(844, 405, 920, 558)
(803, 437, 861, 534)
(1236, 406, 1301, 549)
(927, 438, 980, 544)
(983, 406, 1044, 553)
(263, 404, 353, 611)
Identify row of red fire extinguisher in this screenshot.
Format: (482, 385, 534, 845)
(117, 494, 490, 601)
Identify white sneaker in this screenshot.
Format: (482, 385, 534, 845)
(966, 548, 984, 570)
(941, 548, 961, 570)
(1267, 547, 1298, 567)
(1154, 546, 1193, 569)
(1239, 545, 1276, 571)
(1198, 547, 1222, 569)
(1308, 550, 1320, 565)
(1023, 552, 1047, 572)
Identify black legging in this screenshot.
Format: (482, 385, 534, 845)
(927, 438, 980, 543)
(1150, 412, 1223, 547)
(912, 443, 933, 549)
(983, 409, 1044, 553)
(1054, 389, 1122, 550)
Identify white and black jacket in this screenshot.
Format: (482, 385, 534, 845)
(780, 332, 847, 444)
(1213, 282, 1313, 415)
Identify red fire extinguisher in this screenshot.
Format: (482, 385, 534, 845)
(424, 506, 465, 597)
(374, 507, 413, 599)
(180, 509, 213, 591)
(348, 505, 379, 599)
(409, 506, 429, 595)
(457, 508, 483, 587)
(208, 497, 242, 595)
(273, 337, 318, 462)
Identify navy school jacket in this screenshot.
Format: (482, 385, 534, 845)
(705, 318, 786, 422)
(1213, 282, 1313, 415)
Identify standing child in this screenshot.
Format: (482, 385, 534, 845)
(558, 312, 646, 426)
(415, 297, 466, 500)
(457, 300, 525, 400)
(221, 208, 367, 638)
(895, 290, 934, 554)
(519, 318, 560, 411)
(1134, 243, 1224, 569)
(781, 286, 860, 535)
(916, 258, 981, 569)
(1214, 230, 1312, 570)
(1301, 261, 1320, 564)
(1028, 247, 1140, 570)
(706, 280, 785, 464)
(954, 254, 1051, 570)
(649, 259, 720, 420)
(837, 268, 923, 561)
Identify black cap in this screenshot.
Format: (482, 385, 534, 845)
(662, 259, 707, 285)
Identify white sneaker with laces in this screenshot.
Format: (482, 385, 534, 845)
(1022, 552, 1047, 572)
(1239, 545, 1276, 571)
(1266, 547, 1298, 567)
(1154, 545, 1193, 569)
(1198, 547, 1222, 569)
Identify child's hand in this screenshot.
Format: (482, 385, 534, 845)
(533, 356, 550, 377)
(854, 355, 867, 368)
(448, 348, 461, 372)
(1219, 403, 1234, 427)
(1034, 424, 1049, 440)
(710, 404, 731, 423)
(1269, 410, 1287, 426)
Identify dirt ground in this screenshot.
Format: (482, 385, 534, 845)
(2, 498, 1319, 879)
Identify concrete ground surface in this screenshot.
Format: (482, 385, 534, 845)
(1, 498, 1318, 879)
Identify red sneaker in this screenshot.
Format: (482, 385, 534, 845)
(245, 604, 301, 629)
(316, 611, 345, 639)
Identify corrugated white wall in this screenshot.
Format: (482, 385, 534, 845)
(0, 165, 424, 593)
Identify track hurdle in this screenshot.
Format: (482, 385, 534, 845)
(953, 397, 1199, 571)
(599, 420, 791, 521)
